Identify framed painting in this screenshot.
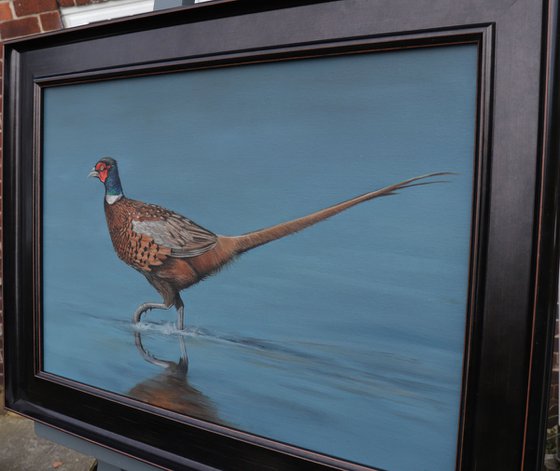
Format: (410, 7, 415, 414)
(3, 1, 560, 470)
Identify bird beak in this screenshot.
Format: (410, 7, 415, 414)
(88, 168, 99, 179)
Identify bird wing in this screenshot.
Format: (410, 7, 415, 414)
(132, 209, 217, 258)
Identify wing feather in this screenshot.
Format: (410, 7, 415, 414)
(132, 211, 217, 258)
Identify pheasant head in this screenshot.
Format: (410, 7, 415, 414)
(89, 157, 124, 204)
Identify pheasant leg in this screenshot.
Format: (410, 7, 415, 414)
(132, 302, 172, 325)
(177, 305, 185, 331)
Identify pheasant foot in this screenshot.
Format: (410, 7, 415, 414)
(132, 302, 172, 325)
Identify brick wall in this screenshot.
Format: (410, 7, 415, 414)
(0, 0, 111, 382)
(548, 318, 560, 429)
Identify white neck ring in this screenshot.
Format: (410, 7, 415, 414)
(105, 193, 123, 205)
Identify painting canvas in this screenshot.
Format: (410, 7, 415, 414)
(41, 44, 476, 471)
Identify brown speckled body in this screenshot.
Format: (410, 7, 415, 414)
(105, 198, 237, 306)
(105, 198, 172, 271)
(142, 237, 239, 306)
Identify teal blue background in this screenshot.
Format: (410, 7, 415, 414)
(42, 44, 477, 470)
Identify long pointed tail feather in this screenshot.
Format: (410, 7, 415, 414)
(231, 172, 452, 254)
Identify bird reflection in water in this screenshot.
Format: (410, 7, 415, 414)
(128, 331, 221, 424)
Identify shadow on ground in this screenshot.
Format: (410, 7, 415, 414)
(0, 385, 96, 471)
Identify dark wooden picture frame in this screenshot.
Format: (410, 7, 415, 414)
(3, 1, 560, 469)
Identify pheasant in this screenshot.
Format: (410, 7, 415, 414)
(89, 157, 447, 330)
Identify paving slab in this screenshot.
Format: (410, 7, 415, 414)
(0, 386, 96, 471)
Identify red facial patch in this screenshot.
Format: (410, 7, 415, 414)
(95, 162, 110, 183)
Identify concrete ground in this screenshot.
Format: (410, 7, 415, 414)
(0, 386, 96, 471)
